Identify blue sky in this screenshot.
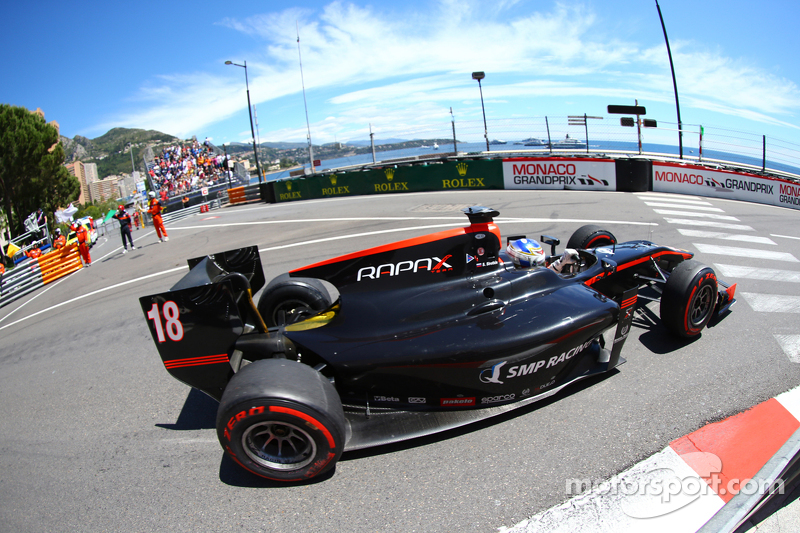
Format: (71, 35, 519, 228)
(2, 0, 799, 146)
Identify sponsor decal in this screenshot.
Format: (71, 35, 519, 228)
(442, 177, 485, 189)
(357, 255, 454, 281)
(477, 247, 485, 256)
(322, 176, 350, 196)
(480, 361, 507, 384)
(504, 159, 615, 190)
(476, 260, 499, 268)
(515, 175, 576, 186)
(536, 378, 556, 391)
(466, 254, 475, 264)
(373, 395, 400, 402)
(374, 168, 409, 192)
(375, 181, 409, 192)
(440, 397, 476, 407)
(578, 175, 610, 187)
(408, 397, 426, 404)
(724, 179, 773, 194)
(780, 183, 800, 206)
(279, 191, 302, 201)
(475, 233, 486, 240)
(456, 162, 468, 176)
(522, 388, 531, 396)
(654, 170, 705, 185)
(481, 394, 516, 404)
(487, 340, 593, 381)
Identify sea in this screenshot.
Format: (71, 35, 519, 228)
(252, 140, 800, 184)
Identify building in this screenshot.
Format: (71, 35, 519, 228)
(66, 161, 90, 204)
(89, 177, 120, 203)
(84, 162, 98, 185)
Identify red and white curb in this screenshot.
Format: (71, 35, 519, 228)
(500, 385, 800, 533)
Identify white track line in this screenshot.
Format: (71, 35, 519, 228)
(774, 335, 800, 363)
(653, 209, 740, 221)
(0, 266, 189, 332)
(678, 230, 776, 245)
(694, 244, 798, 262)
(741, 293, 800, 313)
(645, 202, 723, 212)
(664, 218, 754, 231)
(714, 264, 800, 283)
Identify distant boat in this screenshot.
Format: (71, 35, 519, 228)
(523, 138, 545, 146)
(552, 134, 586, 148)
(433, 143, 439, 150)
(489, 139, 507, 145)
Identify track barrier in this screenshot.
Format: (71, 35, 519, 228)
(0, 244, 82, 309)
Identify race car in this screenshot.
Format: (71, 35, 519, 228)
(139, 206, 736, 482)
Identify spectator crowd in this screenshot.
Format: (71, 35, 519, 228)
(149, 139, 231, 199)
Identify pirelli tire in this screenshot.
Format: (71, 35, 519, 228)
(660, 260, 718, 338)
(566, 225, 617, 250)
(216, 359, 346, 482)
(257, 274, 332, 327)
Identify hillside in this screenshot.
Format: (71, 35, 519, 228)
(61, 128, 180, 177)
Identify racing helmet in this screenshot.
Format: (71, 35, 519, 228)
(118, 205, 125, 210)
(55, 228, 61, 236)
(149, 191, 156, 198)
(507, 238, 546, 268)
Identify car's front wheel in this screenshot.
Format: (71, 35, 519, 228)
(216, 359, 346, 482)
(660, 260, 717, 338)
(566, 224, 617, 249)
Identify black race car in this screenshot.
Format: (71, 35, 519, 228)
(140, 206, 736, 482)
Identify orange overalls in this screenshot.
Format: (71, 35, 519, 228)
(76, 225, 91, 265)
(148, 198, 168, 240)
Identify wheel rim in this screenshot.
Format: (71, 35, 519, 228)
(242, 421, 317, 471)
(271, 299, 314, 326)
(689, 284, 714, 327)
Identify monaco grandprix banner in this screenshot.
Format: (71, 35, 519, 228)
(652, 162, 800, 211)
(503, 158, 617, 191)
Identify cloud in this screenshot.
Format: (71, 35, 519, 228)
(103, 0, 800, 141)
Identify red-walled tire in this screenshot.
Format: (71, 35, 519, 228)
(216, 359, 346, 482)
(566, 225, 617, 249)
(660, 260, 718, 338)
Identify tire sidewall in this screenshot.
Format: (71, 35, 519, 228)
(219, 397, 344, 482)
(257, 278, 331, 327)
(661, 260, 718, 338)
(566, 224, 617, 249)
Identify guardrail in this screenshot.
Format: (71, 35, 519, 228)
(160, 198, 224, 225)
(226, 183, 263, 205)
(0, 244, 82, 309)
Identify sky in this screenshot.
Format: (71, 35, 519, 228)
(2, 0, 799, 147)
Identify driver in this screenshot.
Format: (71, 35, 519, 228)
(507, 238, 580, 273)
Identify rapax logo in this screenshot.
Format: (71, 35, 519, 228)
(357, 255, 453, 281)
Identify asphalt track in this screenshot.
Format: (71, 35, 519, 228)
(1, 189, 799, 533)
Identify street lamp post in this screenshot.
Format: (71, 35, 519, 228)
(472, 71, 490, 151)
(225, 60, 263, 182)
(222, 143, 231, 189)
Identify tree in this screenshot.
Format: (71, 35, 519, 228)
(0, 104, 81, 236)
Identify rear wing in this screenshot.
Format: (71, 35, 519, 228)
(139, 246, 266, 400)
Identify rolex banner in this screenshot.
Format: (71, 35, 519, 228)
(502, 157, 617, 191)
(272, 160, 505, 202)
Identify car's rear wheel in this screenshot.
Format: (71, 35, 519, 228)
(257, 274, 332, 327)
(566, 225, 617, 249)
(216, 359, 346, 482)
(660, 260, 717, 338)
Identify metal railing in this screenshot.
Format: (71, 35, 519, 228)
(336, 116, 800, 180)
